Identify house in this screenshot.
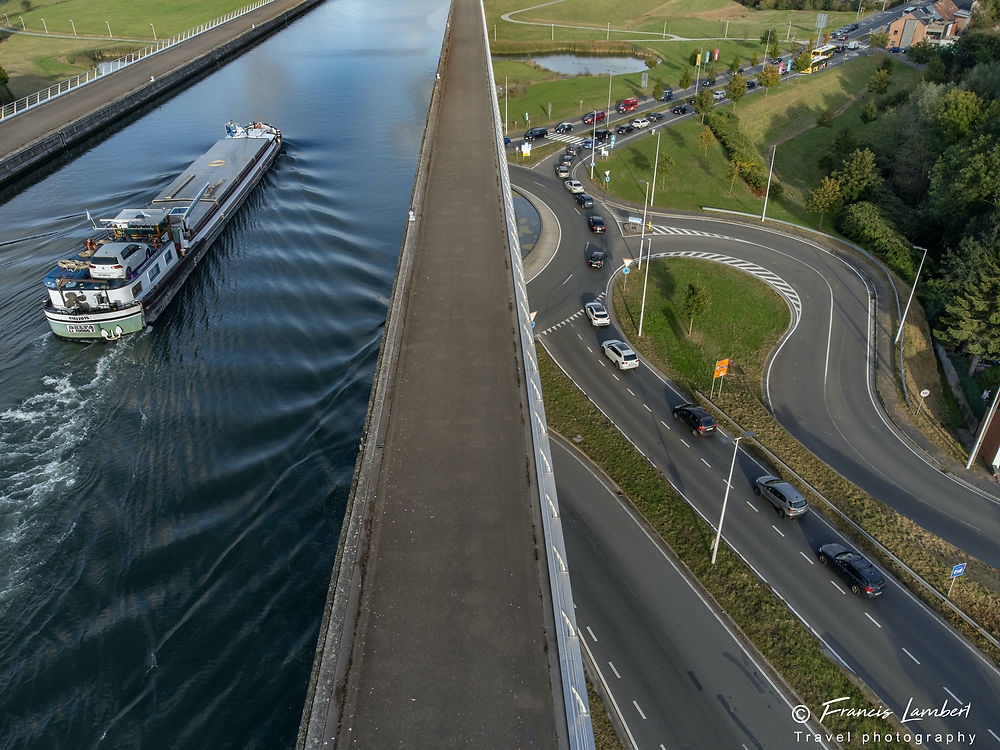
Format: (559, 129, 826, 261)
(884, 0, 977, 48)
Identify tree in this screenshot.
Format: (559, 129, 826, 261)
(729, 54, 741, 74)
(906, 40, 935, 64)
(760, 28, 777, 46)
(726, 73, 747, 108)
(931, 88, 984, 144)
(870, 29, 890, 48)
(750, 51, 759, 68)
(924, 56, 948, 84)
(657, 152, 675, 191)
(816, 108, 834, 128)
(833, 148, 882, 202)
(768, 38, 782, 59)
(868, 68, 891, 95)
(21, 0, 31, 12)
(758, 64, 780, 98)
(861, 97, 879, 123)
(934, 252, 1000, 376)
(693, 89, 714, 122)
(679, 67, 692, 91)
(807, 176, 843, 230)
(681, 282, 709, 336)
(792, 50, 812, 75)
(689, 49, 701, 67)
(727, 159, 742, 196)
(699, 125, 715, 152)
(652, 78, 664, 101)
(877, 57, 894, 74)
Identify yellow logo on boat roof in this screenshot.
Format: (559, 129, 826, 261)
(209, 160, 226, 167)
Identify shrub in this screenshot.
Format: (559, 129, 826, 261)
(706, 111, 767, 192)
(837, 201, 916, 278)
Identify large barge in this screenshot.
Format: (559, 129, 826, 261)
(42, 120, 281, 341)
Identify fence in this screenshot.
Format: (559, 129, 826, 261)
(0, 0, 274, 122)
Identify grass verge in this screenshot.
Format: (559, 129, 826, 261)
(586, 677, 624, 750)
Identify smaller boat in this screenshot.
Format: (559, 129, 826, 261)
(42, 120, 281, 341)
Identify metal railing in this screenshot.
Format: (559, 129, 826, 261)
(0, 0, 274, 122)
(480, 5, 596, 749)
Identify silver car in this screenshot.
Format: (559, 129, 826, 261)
(754, 475, 808, 518)
(585, 301, 610, 326)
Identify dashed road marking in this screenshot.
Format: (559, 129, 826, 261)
(586, 625, 598, 642)
(902, 648, 920, 665)
(865, 612, 882, 628)
(643, 404, 652, 412)
(830, 580, 848, 595)
(701, 458, 711, 467)
(745, 501, 759, 512)
(943, 686, 963, 703)
(799, 551, 814, 564)
(633, 700, 647, 720)
(771, 524, 785, 538)
(679, 438, 690, 447)
(609, 661, 621, 679)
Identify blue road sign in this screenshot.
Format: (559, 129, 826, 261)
(622, 266, 630, 274)
(590, 162, 596, 168)
(610, 135, 617, 146)
(605, 175, 610, 182)
(951, 563, 966, 578)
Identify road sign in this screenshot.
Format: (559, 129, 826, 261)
(590, 162, 596, 168)
(641, 71, 649, 89)
(816, 13, 828, 29)
(951, 563, 966, 578)
(622, 266, 630, 274)
(605, 175, 610, 182)
(610, 135, 616, 147)
(521, 143, 531, 156)
(714, 358, 730, 378)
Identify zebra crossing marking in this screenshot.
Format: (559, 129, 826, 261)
(544, 133, 585, 145)
(538, 291, 607, 335)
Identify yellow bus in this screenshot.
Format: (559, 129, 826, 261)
(805, 43, 836, 74)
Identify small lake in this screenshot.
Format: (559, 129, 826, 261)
(530, 54, 651, 76)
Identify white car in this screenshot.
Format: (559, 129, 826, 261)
(88, 241, 150, 280)
(631, 118, 650, 129)
(564, 179, 585, 194)
(585, 301, 610, 327)
(602, 339, 639, 370)
(712, 90, 726, 101)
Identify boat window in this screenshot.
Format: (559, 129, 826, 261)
(165, 249, 174, 264)
(133, 281, 143, 295)
(149, 263, 161, 281)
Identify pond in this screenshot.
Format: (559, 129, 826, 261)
(530, 54, 651, 76)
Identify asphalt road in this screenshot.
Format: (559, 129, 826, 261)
(553, 438, 826, 750)
(517, 164, 1000, 749)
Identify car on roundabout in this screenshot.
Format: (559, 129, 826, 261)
(586, 251, 606, 270)
(565, 144, 579, 156)
(817, 543, 887, 598)
(554, 164, 570, 179)
(554, 122, 574, 134)
(671, 403, 717, 437)
(575, 193, 595, 209)
(587, 215, 606, 233)
(581, 137, 594, 149)
(602, 339, 639, 370)
(585, 301, 610, 326)
(558, 153, 574, 167)
(564, 179, 585, 194)
(753, 476, 808, 518)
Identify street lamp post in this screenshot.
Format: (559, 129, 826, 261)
(787, 20, 792, 40)
(712, 431, 755, 564)
(150, 23, 157, 40)
(106, 20, 113, 38)
(649, 129, 662, 207)
(607, 73, 612, 121)
(761, 144, 776, 222)
(637, 179, 650, 270)
(70, 19, 76, 36)
(2, 14, 8, 27)
(504, 75, 508, 135)
(895, 245, 928, 344)
(41, 18, 47, 34)
(19, 16, 25, 31)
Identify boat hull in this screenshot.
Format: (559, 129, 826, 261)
(45, 304, 145, 341)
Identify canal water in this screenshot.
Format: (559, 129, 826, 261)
(0, 0, 448, 747)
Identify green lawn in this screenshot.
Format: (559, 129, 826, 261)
(611, 257, 789, 391)
(1, 0, 253, 96)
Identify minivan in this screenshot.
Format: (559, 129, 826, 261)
(523, 127, 548, 141)
(616, 97, 639, 113)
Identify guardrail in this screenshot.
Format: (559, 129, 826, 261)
(479, 7, 596, 749)
(0, 0, 273, 122)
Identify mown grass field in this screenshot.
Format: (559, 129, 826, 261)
(0, 0, 251, 97)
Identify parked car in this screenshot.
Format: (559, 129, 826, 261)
(585, 301, 611, 325)
(754, 476, 808, 518)
(659, 89, 674, 101)
(647, 111, 665, 121)
(564, 179, 585, 194)
(817, 543, 887, 597)
(554, 121, 574, 134)
(587, 215, 606, 233)
(602, 339, 639, 370)
(671, 403, 717, 437)
(586, 251, 606, 270)
(595, 128, 613, 142)
(582, 110, 606, 124)
(672, 105, 689, 115)
(631, 117, 650, 129)
(565, 144, 580, 156)
(575, 193, 595, 208)
(524, 126, 547, 141)
(616, 97, 638, 113)
(89, 242, 149, 280)
(554, 164, 570, 178)
(615, 124, 634, 135)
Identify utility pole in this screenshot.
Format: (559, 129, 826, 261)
(761, 144, 776, 222)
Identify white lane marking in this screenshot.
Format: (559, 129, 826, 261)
(643, 404, 652, 412)
(627, 388, 636, 396)
(771, 524, 785, 538)
(587, 346, 593, 353)
(864, 612, 882, 628)
(701, 458, 711, 467)
(660, 420, 670, 430)
(987, 729, 999, 742)
(586, 625, 598, 642)
(611, 372, 618, 380)
(799, 551, 814, 564)
(824, 282, 834, 387)
(609, 661, 621, 679)
(577, 636, 641, 750)
(577, 333, 583, 340)
(745, 501, 759, 512)
(901, 648, 920, 665)
(562, 273, 573, 285)
(830, 580, 848, 595)
(943, 686, 963, 703)
(633, 700, 647, 720)
(679, 438, 689, 447)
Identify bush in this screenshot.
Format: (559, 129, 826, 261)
(706, 111, 767, 191)
(837, 201, 916, 278)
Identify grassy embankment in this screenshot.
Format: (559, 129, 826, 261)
(0, 0, 251, 97)
(540, 260, 908, 749)
(607, 258, 1000, 664)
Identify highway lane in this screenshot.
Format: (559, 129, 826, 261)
(553, 438, 821, 750)
(518, 166, 1000, 748)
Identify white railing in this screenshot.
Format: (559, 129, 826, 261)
(0, 0, 274, 122)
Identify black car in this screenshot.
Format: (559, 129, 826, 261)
(770, 57, 783, 65)
(746, 80, 757, 89)
(523, 126, 547, 141)
(554, 121, 574, 134)
(595, 128, 613, 142)
(587, 250, 606, 269)
(736, 66, 744, 74)
(558, 153, 574, 167)
(672, 403, 717, 436)
(647, 111, 665, 121)
(565, 144, 580, 156)
(818, 543, 886, 597)
(615, 124, 634, 135)
(659, 89, 674, 101)
(849, 22, 859, 31)
(701, 77, 714, 87)
(671, 105, 689, 115)
(575, 193, 595, 209)
(587, 215, 606, 233)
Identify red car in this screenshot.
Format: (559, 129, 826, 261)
(582, 110, 606, 124)
(616, 97, 638, 113)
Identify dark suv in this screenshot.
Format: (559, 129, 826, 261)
(818, 543, 886, 597)
(523, 127, 548, 141)
(672, 403, 717, 436)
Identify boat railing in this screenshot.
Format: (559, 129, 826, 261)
(0, 0, 275, 123)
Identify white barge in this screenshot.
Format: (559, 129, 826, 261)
(42, 120, 281, 341)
